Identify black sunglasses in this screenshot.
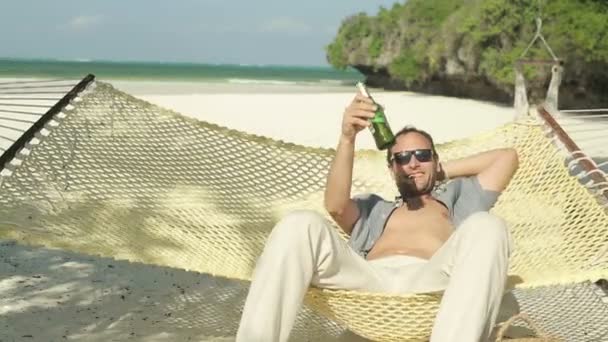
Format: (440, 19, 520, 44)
(391, 149, 433, 165)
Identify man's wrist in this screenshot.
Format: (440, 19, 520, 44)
(339, 134, 356, 146)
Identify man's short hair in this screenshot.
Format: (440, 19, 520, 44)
(386, 126, 439, 165)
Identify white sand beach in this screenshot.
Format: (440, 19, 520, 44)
(1, 78, 606, 341)
(113, 80, 517, 149)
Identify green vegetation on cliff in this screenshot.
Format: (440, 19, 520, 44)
(326, 0, 608, 103)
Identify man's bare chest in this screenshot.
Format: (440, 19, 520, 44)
(383, 201, 453, 238)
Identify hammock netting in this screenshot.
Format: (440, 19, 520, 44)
(0, 80, 607, 341)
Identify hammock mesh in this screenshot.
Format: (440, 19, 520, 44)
(0, 81, 607, 341)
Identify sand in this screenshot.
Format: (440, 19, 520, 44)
(129, 84, 516, 150)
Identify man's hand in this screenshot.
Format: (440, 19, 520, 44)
(341, 94, 376, 142)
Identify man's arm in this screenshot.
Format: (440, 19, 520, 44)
(440, 148, 519, 192)
(324, 136, 360, 235)
(324, 94, 376, 234)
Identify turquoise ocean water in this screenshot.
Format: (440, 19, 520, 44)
(0, 58, 364, 86)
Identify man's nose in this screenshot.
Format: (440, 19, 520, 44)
(408, 155, 420, 168)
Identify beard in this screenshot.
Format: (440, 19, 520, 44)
(395, 171, 436, 199)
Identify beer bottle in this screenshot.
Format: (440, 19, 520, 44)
(356, 82, 395, 150)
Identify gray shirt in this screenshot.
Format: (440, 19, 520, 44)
(348, 176, 500, 258)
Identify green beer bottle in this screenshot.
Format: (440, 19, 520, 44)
(356, 82, 395, 150)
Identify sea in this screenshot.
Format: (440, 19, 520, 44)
(0, 58, 364, 88)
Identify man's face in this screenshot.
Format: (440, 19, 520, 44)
(389, 132, 438, 198)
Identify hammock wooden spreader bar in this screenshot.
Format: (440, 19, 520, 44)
(538, 106, 608, 201)
(0, 74, 95, 173)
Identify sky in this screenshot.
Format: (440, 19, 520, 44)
(0, 0, 401, 66)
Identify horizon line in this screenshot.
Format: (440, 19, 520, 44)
(0, 56, 342, 70)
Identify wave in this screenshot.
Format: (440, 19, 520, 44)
(226, 78, 353, 86)
(318, 79, 354, 85)
(227, 78, 300, 85)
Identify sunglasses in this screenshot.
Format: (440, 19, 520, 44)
(391, 149, 433, 165)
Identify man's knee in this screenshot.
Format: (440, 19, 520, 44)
(270, 209, 331, 244)
(459, 212, 512, 253)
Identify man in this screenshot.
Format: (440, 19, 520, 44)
(237, 92, 519, 342)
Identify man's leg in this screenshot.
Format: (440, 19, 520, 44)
(236, 210, 389, 342)
(428, 212, 512, 342)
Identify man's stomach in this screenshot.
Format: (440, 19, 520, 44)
(366, 231, 451, 260)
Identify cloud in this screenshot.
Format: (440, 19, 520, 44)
(66, 15, 102, 31)
(259, 17, 312, 34)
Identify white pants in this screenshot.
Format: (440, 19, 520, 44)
(237, 210, 512, 342)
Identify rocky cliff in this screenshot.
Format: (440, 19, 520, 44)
(327, 0, 608, 109)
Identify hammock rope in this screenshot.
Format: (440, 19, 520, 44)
(519, 18, 559, 62)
